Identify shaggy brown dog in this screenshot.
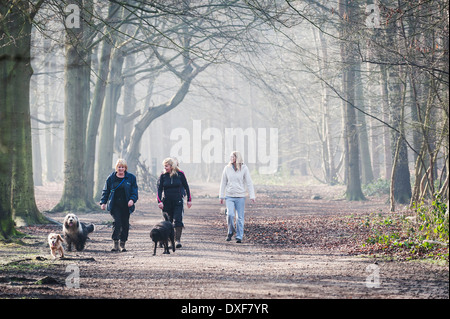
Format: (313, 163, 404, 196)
(48, 233, 65, 259)
(63, 213, 95, 251)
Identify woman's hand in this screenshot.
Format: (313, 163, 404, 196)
(187, 201, 192, 209)
(100, 203, 106, 210)
(158, 202, 164, 210)
(128, 200, 134, 207)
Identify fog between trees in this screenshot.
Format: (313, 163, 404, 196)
(0, 0, 448, 236)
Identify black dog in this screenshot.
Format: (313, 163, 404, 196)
(150, 221, 175, 256)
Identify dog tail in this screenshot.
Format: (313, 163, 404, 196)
(86, 224, 95, 234)
(163, 212, 170, 221)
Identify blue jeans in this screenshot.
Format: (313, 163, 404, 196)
(225, 197, 246, 240)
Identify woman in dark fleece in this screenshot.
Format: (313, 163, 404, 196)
(100, 159, 138, 252)
(157, 157, 192, 248)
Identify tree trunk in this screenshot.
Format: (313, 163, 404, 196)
(343, 66, 365, 201)
(0, 2, 47, 228)
(31, 93, 43, 187)
(380, 65, 392, 179)
(366, 33, 380, 180)
(340, 0, 365, 201)
(52, 0, 94, 212)
(388, 66, 411, 204)
(85, 1, 120, 202)
(116, 52, 137, 156)
(94, 46, 125, 199)
(85, 39, 112, 201)
(355, 61, 374, 185)
(0, 23, 16, 238)
(315, 28, 338, 185)
(125, 78, 194, 174)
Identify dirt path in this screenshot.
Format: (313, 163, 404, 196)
(0, 183, 448, 300)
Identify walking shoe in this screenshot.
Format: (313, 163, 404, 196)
(236, 239, 242, 243)
(226, 233, 233, 241)
(111, 240, 119, 252)
(175, 227, 183, 248)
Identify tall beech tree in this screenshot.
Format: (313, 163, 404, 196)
(339, 0, 365, 201)
(0, 1, 47, 236)
(52, 0, 96, 212)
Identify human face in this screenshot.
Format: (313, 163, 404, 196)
(230, 154, 236, 164)
(116, 165, 126, 176)
(164, 163, 172, 173)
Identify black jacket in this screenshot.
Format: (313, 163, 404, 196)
(157, 170, 191, 203)
(100, 171, 139, 213)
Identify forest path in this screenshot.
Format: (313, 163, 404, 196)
(1, 183, 448, 299)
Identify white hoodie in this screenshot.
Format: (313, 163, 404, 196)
(219, 164, 255, 199)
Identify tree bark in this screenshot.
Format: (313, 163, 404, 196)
(85, 1, 118, 202)
(388, 66, 411, 204)
(0, 25, 16, 238)
(380, 65, 392, 180)
(0, 1, 47, 228)
(355, 61, 374, 185)
(52, 0, 94, 212)
(125, 77, 195, 173)
(94, 46, 125, 199)
(343, 66, 366, 201)
(339, 0, 365, 201)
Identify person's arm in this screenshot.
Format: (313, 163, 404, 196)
(179, 171, 192, 208)
(100, 174, 115, 210)
(100, 175, 111, 207)
(157, 174, 164, 209)
(128, 174, 138, 207)
(219, 166, 228, 203)
(243, 166, 255, 201)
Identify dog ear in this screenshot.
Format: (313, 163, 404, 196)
(57, 234, 63, 242)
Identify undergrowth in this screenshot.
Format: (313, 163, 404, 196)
(361, 195, 449, 262)
(362, 179, 390, 197)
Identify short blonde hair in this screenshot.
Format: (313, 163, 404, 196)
(163, 157, 180, 177)
(115, 158, 128, 172)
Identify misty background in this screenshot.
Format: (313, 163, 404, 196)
(1, 0, 448, 230)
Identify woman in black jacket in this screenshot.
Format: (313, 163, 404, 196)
(100, 159, 138, 252)
(157, 157, 192, 248)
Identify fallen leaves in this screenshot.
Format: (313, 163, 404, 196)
(243, 215, 371, 251)
(235, 214, 448, 262)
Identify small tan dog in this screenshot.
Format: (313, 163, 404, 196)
(48, 233, 65, 259)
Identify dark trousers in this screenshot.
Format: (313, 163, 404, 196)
(111, 205, 130, 242)
(163, 198, 184, 228)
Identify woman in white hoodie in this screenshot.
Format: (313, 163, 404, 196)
(219, 151, 256, 243)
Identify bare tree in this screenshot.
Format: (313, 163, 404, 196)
(0, 0, 48, 235)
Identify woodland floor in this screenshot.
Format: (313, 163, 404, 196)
(0, 182, 448, 302)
